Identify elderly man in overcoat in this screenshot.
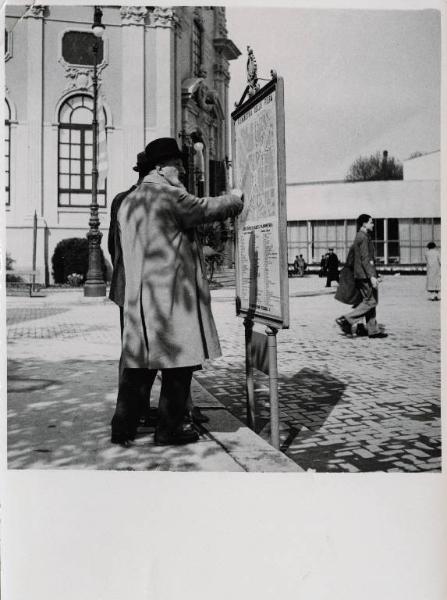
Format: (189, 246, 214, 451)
(111, 137, 244, 446)
(335, 213, 387, 339)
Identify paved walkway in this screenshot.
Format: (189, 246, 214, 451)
(198, 275, 441, 472)
(6, 288, 298, 472)
(6, 275, 441, 472)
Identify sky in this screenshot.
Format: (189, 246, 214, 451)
(226, 7, 441, 183)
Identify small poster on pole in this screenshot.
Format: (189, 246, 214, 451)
(231, 74, 289, 329)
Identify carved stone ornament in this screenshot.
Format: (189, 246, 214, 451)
(197, 65, 208, 79)
(193, 6, 203, 26)
(246, 46, 260, 96)
(195, 81, 215, 113)
(61, 65, 105, 93)
(119, 6, 147, 26)
(216, 7, 227, 37)
(24, 4, 46, 18)
(63, 67, 93, 91)
(149, 7, 178, 28)
(208, 129, 216, 158)
(213, 63, 230, 81)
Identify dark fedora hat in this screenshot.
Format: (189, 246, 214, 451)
(133, 151, 150, 173)
(145, 137, 183, 169)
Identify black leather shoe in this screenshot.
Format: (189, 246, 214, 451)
(355, 323, 368, 337)
(139, 409, 158, 429)
(111, 432, 134, 447)
(368, 332, 388, 339)
(335, 316, 352, 335)
(154, 428, 199, 446)
(189, 406, 210, 424)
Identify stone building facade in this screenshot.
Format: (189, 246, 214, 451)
(4, 5, 240, 282)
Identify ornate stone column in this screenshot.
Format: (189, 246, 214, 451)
(148, 7, 178, 138)
(24, 5, 45, 218)
(120, 6, 147, 175)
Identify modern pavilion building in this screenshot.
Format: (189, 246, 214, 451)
(286, 150, 441, 267)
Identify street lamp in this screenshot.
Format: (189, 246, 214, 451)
(84, 6, 106, 297)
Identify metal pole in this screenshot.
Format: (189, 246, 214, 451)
(32, 210, 37, 293)
(84, 32, 106, 297)
(244, 317, 256, 430)
(266, 326, 279, 449)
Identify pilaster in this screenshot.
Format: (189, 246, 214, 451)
(24, 5, 45, 218)
(148, 7, 178, 138)
(120, 6, 147, 180)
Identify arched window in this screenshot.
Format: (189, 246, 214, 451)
(58, 94, 106, 207)
(4, 99, 11, 205)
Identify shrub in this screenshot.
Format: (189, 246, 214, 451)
(5, 252, 23, 283)
(51, 237, 107, 284)
(6, 252, 15, 271)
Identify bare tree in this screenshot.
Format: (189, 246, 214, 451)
(345, 150, 403, 182)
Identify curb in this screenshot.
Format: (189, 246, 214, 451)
(191, 377, 302, 472)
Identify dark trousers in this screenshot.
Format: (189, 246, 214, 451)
(111, 367, 193, 438)
(326, 271, 339, 287)
(118, 306, 151, 420)
(114, 308, 193, 436)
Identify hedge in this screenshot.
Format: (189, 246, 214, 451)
(51, 237, 107, 284)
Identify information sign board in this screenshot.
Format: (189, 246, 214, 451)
(231, 77, 289, 328)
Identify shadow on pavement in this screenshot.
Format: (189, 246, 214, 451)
(277, 367, 346, 454)
(7, 358, 243, 471)
(195, 363, 346, 470)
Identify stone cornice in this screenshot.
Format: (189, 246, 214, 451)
(24, 4, 46, 19)
(149, 7, 178, 29)
(119, 6, 148, 26)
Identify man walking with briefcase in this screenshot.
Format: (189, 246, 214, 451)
(335, 214, 387, 339)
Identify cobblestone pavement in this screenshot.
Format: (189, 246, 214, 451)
(196, 275, 441, 472)
(6, 275, 441, 472)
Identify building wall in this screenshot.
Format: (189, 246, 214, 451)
(287, 217, 441, 265)
(5, 5, 238, 283)
(403, 150, 440, 181)
(286, 177, 441, 265)
(286, 179, 440, 221)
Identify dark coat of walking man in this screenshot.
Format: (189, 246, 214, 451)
(325, 248, 339, 287)
(111, 137, 244, 446)
(335, 214, 387, 339)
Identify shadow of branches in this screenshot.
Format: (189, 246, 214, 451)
(119, 190, 217, 367)
(7, 357, 245, 471)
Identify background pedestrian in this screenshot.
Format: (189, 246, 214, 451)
(425, 242, 441, 301)
(325, 248, 339, 287)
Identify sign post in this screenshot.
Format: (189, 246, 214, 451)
(231, 48, 289, 450)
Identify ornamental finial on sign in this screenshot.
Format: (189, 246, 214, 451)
(246, 46, 260, 97)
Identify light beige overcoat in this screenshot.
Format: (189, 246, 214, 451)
(118, 172, 243, 369)
(425, 248, 441, 292)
